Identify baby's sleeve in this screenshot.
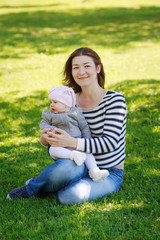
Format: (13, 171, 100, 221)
(40, 110, 55, 130)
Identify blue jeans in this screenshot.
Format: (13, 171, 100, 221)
(26, 159, 124, 205)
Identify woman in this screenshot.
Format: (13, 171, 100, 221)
(7, 47, 127, 205)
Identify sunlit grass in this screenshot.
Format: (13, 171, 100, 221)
(0, 1, 160, 94)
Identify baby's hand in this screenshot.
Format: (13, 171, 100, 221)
(41, 128, 51, 134)
(53, 128, 61, 135)
(47, 129, 54, 136)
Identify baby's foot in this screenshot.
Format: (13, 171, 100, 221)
(70, 150, 86, 166)
(89, 167, 109, 182)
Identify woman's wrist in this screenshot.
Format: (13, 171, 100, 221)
(69, 137, 78, 149)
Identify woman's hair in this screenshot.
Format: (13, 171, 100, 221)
(62, 47, 105, 93)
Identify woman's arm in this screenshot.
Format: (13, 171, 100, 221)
(77, 92, 127, 154)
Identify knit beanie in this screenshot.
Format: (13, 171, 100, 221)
(49, 86, 76, 108)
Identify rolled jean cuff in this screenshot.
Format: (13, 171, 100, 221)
(26, 184, 34, 196)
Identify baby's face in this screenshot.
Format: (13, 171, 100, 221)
(50, 99, 70, 113)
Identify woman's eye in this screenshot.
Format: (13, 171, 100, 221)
(85, 65, 91, 68)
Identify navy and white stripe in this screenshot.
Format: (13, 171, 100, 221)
(77, 91, 127, 169)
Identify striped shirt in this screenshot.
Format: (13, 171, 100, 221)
(77, 90, 127, 169)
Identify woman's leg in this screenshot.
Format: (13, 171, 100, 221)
(7, 158, 87, 200)
(57, 168, 124, 205)
(26, 159, 87, 196)
(6, 158, 87, 200)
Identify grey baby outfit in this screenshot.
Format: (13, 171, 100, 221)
(40, 107, 91, 139)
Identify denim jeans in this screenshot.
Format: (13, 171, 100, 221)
(26, 158, 124, 205)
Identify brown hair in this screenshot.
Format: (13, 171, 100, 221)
(62, 47, 105, 93)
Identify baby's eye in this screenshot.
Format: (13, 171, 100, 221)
(85, 65, 91, 68)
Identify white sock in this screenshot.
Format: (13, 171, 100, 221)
(89, 167, 109, 182)
(70, 150, 86, 166)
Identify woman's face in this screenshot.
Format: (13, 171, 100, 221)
(71, 55, 101, 88)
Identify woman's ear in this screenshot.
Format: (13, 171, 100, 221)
(97, 64, 101, 74)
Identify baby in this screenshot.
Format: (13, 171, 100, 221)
(40, 86, 109, 181)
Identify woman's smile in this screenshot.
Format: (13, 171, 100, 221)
(78, 76, 88, 80)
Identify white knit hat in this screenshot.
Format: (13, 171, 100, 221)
(49, 86, 76, 108)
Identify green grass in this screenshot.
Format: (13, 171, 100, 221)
(0, 0, 160, 239)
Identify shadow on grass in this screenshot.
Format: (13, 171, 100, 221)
(110, 79, 160, 206)
(0, 90, 52, 184)
(0, 90, 48, 137)
(1, 79, 160, 240)
(0, 6, 160, 58)
(0, 79, 159, 185)
(1, 196, 159, 239)
(111, 79, 160, 159)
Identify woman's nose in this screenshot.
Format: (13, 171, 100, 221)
(78, 67, 85, 75)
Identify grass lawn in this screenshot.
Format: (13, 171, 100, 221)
(0, 0, 160, 239)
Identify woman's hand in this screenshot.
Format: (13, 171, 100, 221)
(39, 128, 51, 146)
(46, 128, 78, 148)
